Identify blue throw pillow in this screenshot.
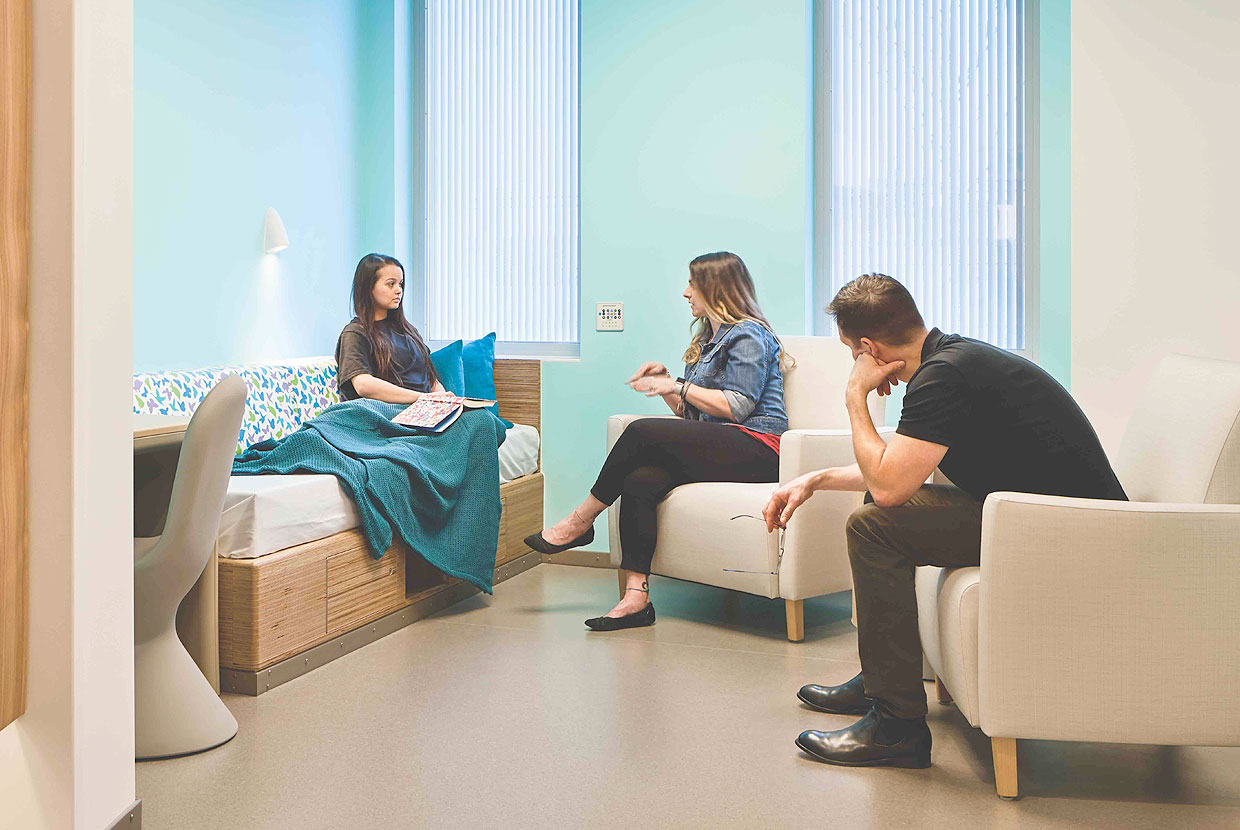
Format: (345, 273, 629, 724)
(430, 340, 465, 396)
(462, 332, 513, 427)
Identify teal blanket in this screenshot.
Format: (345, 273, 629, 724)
(232, 400, 507, 593)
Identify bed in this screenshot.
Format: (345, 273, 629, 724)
(135, 357, 545, 696)
(215, 423, 542, 561)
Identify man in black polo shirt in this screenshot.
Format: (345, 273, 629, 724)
(763, 273, 1126, 769)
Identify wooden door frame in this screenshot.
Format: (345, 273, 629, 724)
(1, 0, 31, 732)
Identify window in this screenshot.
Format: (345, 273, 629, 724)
(814, 0, 1031, 351)
(417, 0, 580, 356)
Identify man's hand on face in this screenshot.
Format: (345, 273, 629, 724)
(848, 352, 906, 398)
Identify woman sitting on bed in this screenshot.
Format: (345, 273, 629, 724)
(525, 251, 790, 631)
(336, 253, 446, 402)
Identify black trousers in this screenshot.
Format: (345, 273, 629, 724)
(847, 485, 984, 718)
(589, 418, 779, 575)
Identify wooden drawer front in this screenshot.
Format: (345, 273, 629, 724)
(327, 542, 401, 598)
(327, 567, 406, 635)
(500, 472, 543, 564)
(220, 545, 328, 672)
(496, 494, 509, 560)
(326, 542, 406, 635)
(257, 554, 328, 668)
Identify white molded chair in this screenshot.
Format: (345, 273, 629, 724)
(134, 374, 246, 759)
(607, 336, 884, 641)
(917, 354, 1240, 798)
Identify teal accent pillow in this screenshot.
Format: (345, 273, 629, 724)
(462, 333, 513, 428)
(430, 340, 465, 396)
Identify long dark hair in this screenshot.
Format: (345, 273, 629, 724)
(350, 253, 439, 389)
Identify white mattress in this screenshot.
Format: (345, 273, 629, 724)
(217, 423, 540, 560)
(497, 423, 540, 484)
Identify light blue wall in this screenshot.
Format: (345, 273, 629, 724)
(135, 0, 1069, 521)
(134, 0, 396, 371)
(550, 0, 1072, 529)
(541, 0, 813, 537)
(355, 0, 400, 258)
(1038, 0, 1071, 388)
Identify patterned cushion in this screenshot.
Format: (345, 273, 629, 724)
(133, 358, 341, 453)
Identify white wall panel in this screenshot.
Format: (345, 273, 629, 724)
(1072, 0, 1240, 452)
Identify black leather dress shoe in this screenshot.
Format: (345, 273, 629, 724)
(524, 525, 594, 555)
(585, 603, 655, 631)
(797, 672, 873, 715)
(795, 708, 932, 768)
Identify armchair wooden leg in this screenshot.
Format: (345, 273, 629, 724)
(934, 674, 953, 705)
(991, 737, 1019, 800)
(785, 599, 804, 642)
(850, 591, 858, 629)
(617, 569, 625, 600)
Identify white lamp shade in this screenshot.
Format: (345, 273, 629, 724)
(263, 207, 289, 254)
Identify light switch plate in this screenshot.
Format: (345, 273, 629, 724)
(596, 302, 624, 331)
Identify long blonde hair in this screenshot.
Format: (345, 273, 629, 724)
(682, 252, 794, 371)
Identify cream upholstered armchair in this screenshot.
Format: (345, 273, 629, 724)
(606, 335, 884, 641)
(917, 354, 1240, 799)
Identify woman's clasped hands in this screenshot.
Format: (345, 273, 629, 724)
(627, 362, 677, 397)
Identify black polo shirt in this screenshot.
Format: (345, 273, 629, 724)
(896, 328, 1127, 503)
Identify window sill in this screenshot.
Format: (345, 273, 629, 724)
(430, 339, 580, 361)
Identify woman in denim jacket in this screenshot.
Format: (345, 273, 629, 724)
(525, 252, 791, 630)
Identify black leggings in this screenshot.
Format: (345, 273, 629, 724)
(590, 418, 779, 575)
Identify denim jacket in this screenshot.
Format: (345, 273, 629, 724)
(683, 321, 788, 435)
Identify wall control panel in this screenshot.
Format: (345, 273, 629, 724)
(596, 302, 624, 331)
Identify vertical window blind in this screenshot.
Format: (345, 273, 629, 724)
(423, 0, 580, 349)
(822, 0, 1026, 349)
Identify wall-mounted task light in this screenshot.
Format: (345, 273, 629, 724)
(263, 207, 289, 254)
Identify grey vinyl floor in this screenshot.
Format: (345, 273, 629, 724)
(137, 563, 1240, 830)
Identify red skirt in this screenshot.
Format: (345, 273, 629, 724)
(726, 423, 781, 454)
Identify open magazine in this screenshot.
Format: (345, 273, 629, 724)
(391, 392, 498, 433)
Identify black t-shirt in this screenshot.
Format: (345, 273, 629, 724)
(334, 318, 434, 401)
(896, 328, 1127, 503)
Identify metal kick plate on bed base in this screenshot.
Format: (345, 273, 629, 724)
(221, 550, 543, 697)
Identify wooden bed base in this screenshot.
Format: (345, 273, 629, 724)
(217, 358, 544, 694)
(221, 548, 543, 696)
(218, 471, 543, 690)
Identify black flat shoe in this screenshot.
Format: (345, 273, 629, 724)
(795, 708, 932, 769)
(797, 671, 874, 715)
(585, 603, 655, 631)
(524, 525, 594, 555)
